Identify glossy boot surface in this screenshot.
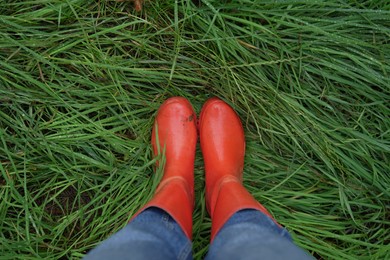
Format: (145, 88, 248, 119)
(199, 97, 277, 241)
(133, 97, 197, 239)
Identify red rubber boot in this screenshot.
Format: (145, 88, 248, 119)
(199, 97, 278, 242)
(132, 97, 197, 239)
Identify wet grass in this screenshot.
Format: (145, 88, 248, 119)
(0, 0, 389, 259)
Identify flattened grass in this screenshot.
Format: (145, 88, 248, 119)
(1, 0, 389, 259)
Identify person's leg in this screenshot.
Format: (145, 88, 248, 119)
(206, 209, 313, 260)
(85, 97, 197, 259)
(85, 208, 192, 260)
(136, 97, 197, 240)
(199, 98, 313, 259)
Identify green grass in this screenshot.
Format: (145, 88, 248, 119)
(1, 0, 389, 259)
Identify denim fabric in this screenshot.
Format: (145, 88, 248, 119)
(84, 207, 192, 260)
(85, 208, 313, 260)
(206, 209, 314, 260)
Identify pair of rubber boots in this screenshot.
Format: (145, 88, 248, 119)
(134, 97, 277, 241)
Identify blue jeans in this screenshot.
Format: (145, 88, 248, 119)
(85, 208, 313, 260)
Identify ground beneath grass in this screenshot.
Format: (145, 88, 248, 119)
(0, 1, 389, 259)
